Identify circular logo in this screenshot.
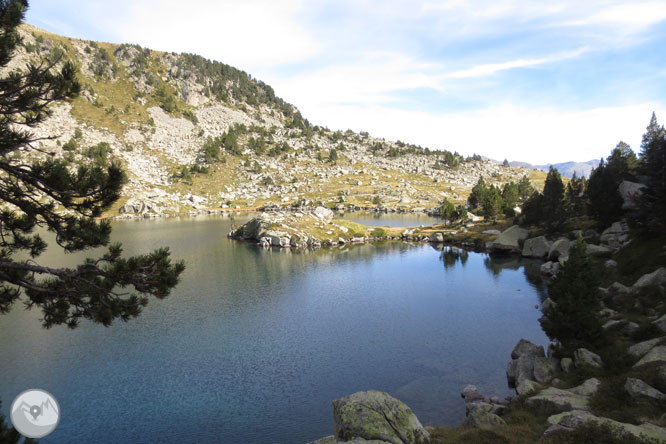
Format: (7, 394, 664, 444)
(10, 389, 60, 438)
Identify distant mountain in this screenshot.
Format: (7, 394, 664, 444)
(509, 160, 600, 178)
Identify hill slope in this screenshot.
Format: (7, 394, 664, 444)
(10, 24, 545, 217)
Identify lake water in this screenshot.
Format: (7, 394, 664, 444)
(0, 214, 549, 444)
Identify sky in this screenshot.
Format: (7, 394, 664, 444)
(26, 0, 666, 164)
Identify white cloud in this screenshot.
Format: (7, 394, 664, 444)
(301, 102, 665, 164)
(114, 0, 320, 70)
(570, 2, 666, 27)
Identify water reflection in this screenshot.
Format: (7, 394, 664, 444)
(438, 246, 469, 270)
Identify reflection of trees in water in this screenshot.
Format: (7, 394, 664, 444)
(482, 254, 549, 300)
(439, 246, 469, 270)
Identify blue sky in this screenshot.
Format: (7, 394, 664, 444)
(26, 0, 666, 164)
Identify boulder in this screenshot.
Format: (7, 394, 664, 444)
(653, 314, 666, 333)
(332, 391, 430, 444)
(521, 236, 550, 258)
(548, 239, 571, 261)
(313, 206, 334, 222)
(507, 356, 536, 387)
(429, 233, 444, 243)
(533, 357, 561, 384)
(634, 345, 666, 368)
(600, 221, 629, 245)
(526, 387, 589, 412)
(460, 385, 485, 403)
(585, 244, 613, 257)
(628, 337, 663, 358)
(574, 348, 603, 369)
(568, 378, 601, 397)
(546, 410, 666, 442)
(633, 267, 666, 289)
(239, 215, 272, 240)
(540, 261, 560, 277)
(490, 225, 528, 253)
(462, 409, 507, 429)
(511, 339, 545, 359)
(619, 181, 646, 210)
(541, 298, 556, 313)
(625, 377, 665, 400)
(560, 358, 574, 373)
(516, 379, 539, 396)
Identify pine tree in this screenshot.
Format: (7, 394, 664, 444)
(639, 113, 666, 233)
(481, 185, 503, 220)
(467, 176, 488, 209)
(0, 0, 184, 328)
(541, 167, 565, 229)
(439, 198, 456, 225)
(542, 237, 603, 349)
(517, 175, 535, 201)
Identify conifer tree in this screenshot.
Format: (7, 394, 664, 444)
(639, 112, 666, 233)
(0, 0, 184, 328)
(542, 237, 603, 349)
(541, 167, 565, 229)
(467, 176, 487, 209)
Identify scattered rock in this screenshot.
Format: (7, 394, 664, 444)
(516, 379, 539, 396)
(462, 409, 507, 429)
(460, 385, 485, 403)
(585, 244, 613, 257)
(568, 378, 601, 397)
(619, 181, 646, 211)
(507, 356, 535, 388)
(653, 314, 666, 333)
(313, 206, 334, 222)
(548, 239, 571, 261)
(526, 387, 590, 412)
(600, 221, 629, 246)
(633, 267, 666, 289)
(547, 410, 666, 442)
(490, 225, 528, 254)
(429, 233, 444, 243)
(628, 337, 664, 358)
(574, 348, 603, 369)
(533, 357, 561, 384)
(560, 358, 574, 373)
(540, 261, 560, 277)
(511, 339, 545, 359)
(634, 345, 666, 368)
(331, 391, 430, 444)
(521, 236, 550, 258)
(625, 377, 665, 400)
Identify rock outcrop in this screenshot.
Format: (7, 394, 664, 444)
(329, 391, 430, 444)
(490, 225, 528, 254)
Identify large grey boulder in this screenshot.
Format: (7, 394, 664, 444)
(546, 410, 666, 442)
(585, 244, 613, 257)
(429, 233, 444, 243)
(633, 267, 666, 289)
(619, 181, 646, 210)
(653, 314, 666, 333)
(511, 339, 545, 359)
(526, 387, 590, 412)
(634, 345, 666, 368)
(533, 357, 561, 384)
(490, 225, 528, 253)
(313, 206, 334, 222)
(600, 221, 629, 245)
(568, 378, 601, 397)
(625, 378, 666, 400)
(628, 337, 663, 358)
(548, 239, 570, 261)
(239, 214, 272, 240)
(574, 348, 603, 369)
(462, 409, 507, 429)
(332, 391, 430, 444)
(521, 236, 550, 258)
(540, 261, 560, 277)
(507, 356, 536, 387)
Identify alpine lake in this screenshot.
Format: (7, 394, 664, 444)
(0, 213, 550, 443)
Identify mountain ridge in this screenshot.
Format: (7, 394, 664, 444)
(9, 24, 547, 217)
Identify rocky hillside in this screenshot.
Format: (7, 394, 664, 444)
(9, 24, 544, 218)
